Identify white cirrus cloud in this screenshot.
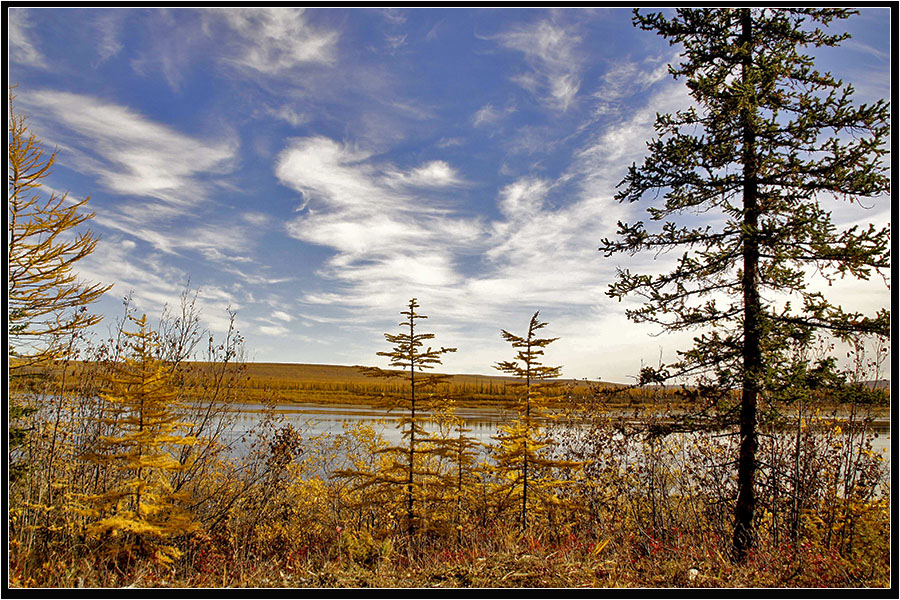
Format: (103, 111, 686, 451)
(15, 89, 236, 208)
(472, 103, 517, 127)
(210, 7, 339, 74)
(258, 324, 291, 337)
(13, 89, 261, 284)
(385, 160, 464, 189)
(8, 8, 47, 69)
(596, 54, 674, 106)
(276, 136, 480, 312)
(496, 177, 550, 221)
(270, 310, 295, 323)
(496, 19, 583, 111)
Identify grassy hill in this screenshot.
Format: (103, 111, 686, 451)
(15, 359, 886, 409)
(241, 362, 524, 386)
(233, 362, 603, 406)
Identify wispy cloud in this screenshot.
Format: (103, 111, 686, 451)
(210, 7, 339, 74)
(275, 136, 482, 314)
(595, 55, 673, 111)
(385, 161, 463, 189)
(258, 104, 310, 128)
(16, 89, 236, 208)
(378, 8, 409, 26)
(128, 9, 209, 92)
(574, 76, 692, 196)
(270, 310, 295, 323)
(91, 9, 128, 64)
(13, 89, 258, 295)
(480, 176, 622, 309)
(126, 8, 339, 91)
(472, 103, 517, 127)
(496, 19, 584, 111)
(258, 323, 291, 337)
(8, 8, 47, 69)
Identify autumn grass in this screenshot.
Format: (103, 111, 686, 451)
(22, 360, 888, 417)
(9, 358, 890, 590)
(10, 509, 890, 588)
(234, 362, 550, 406)
(212, 362, 892, 416)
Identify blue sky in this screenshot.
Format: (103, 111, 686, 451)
(8, 7, 892, 382)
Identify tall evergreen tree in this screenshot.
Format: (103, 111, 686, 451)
(600, 8, 890, 561)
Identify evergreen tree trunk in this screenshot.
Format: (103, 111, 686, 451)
(734, 8, 760, 562)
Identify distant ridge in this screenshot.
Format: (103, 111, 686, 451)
(236, 362, 889, 391)
(238, 361, 611, 386)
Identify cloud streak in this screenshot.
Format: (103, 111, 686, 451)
(210, 7, 339, 74)
(496, 18, 584, 111)
(16, 90, 236, 208)
(8, 8, 48, 69)
(276, 137, 481, 313)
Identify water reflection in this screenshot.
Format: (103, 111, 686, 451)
(227, 402, 506, 450)
(221, 401, 891, 468)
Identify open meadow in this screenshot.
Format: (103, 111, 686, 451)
(232, 362, 596, 407)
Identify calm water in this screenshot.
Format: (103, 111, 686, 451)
(226, 401, 507, 449)
(221, 401, 891, 470)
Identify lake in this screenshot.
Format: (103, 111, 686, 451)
(226, 401, 509, 451)
(221, 401, 892, 472)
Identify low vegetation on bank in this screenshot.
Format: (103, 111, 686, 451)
(8, 299, 891, 589)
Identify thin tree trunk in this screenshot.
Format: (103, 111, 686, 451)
(408, 310, 416, 535)
(790, 399, 802, 543)
(733, 6, 761, 563)
(522, 340, 532, 531)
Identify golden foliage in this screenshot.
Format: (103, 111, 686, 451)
(77, 315, 198, 562)
(7, 87, 110, 370)
(491, 311, 583, 531)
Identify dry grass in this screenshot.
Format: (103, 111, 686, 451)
(223, 362, 602, 407)
(11, 519, 890, 588)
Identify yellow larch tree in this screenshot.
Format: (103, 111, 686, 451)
(8, 87, 110, 479)
(79, 314, 198, 564)
(492, 311, 581, 532)
(426, 400, 484, 539)
(340, 298, 457, 536)
(7, 88, 109, 368)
